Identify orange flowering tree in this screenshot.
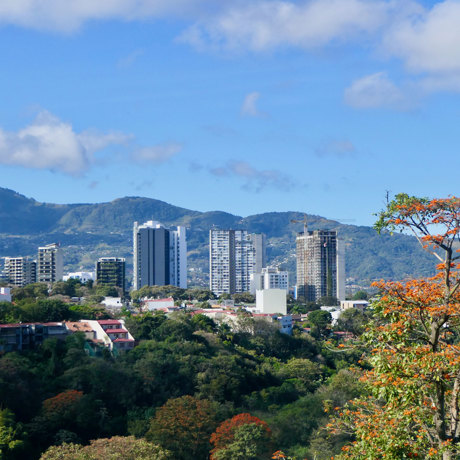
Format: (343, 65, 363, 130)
(332, 195, 460, 460)
(210, 413, 271, 459)
(42, 390, 84, 422)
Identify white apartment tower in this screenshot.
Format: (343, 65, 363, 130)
(209, 230, 266, 296)
(2, 257, 37, 287)
(133, 221, 187, 290)
(37, 243, 63, 284)
(296, 230, 345, 302)
(250, 267, 289, 294)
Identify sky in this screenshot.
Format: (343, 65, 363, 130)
(0, 0, 459, 226)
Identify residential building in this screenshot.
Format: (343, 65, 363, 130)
(0, 322, 69, 352)
(86, 319, 135, 351)
(96, 257, 126, 292)
(296, 230, 345, 302)
(250, 267, 289, 294)
(2, 257, 36, 287)
(249, 233, 266, 273)
(37, 243, 63, 284)
(133, 220, 187, 290)
(209, 229, 266, 296)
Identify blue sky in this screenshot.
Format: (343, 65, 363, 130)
(0, 0, 459, 225)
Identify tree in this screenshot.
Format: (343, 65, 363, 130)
(212, 423, 272, 460)
(308, 310, 332, 338)
(333, 195, 460, 460)
(232, 292, 256, 304)
(317, 296, 339, 307)
(210, 413, 271, 460)
(40, 436, 171, 460)
(336, 308, 368, 336)
(0, 409, 25, 459)
(352, 290, 368, 300)
(146, 396, 220, 460)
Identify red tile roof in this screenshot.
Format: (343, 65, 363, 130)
(105, 329, 128, 334)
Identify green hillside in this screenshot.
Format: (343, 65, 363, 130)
(0, 188, 436, 286)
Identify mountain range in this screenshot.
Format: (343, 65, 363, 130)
(0, 187, 436, 288)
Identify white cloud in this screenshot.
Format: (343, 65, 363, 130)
(0, 111, 179, 174)
(0, 0, 208, 32)
(0, 111, 91, 174)
(133, 143, 182, 163)
(210, 160, 294, 192)
(179, 0, 389, 52)
(241, 92, 263, 117)
(344, 72, 406, 109)
(383, 1, 460, 74)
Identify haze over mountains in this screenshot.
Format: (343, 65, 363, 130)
(0, 187, 435, 287)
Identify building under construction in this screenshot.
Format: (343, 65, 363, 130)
(296, 230, 345, 302)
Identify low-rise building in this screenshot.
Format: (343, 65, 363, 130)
(143, 297, 175, 311)
(0, 322, 69, 352)
(102, 297, 124, 311)
(86, 319, 135, 352)
(340, 300, 369, 311)
(255, 289, 287, 315)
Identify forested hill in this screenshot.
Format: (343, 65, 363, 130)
(0, 187, 435, 285)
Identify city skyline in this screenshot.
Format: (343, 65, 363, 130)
(0, 1, 458, 227)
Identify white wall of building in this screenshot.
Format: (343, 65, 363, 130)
(256, 289, 287, 315)
(0, 287, 11, 302)
(144, 297, 175, 310)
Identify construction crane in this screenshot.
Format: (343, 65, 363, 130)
(290, 214, 308, 235)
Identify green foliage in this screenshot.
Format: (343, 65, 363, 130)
(213, 423, 272, 460)
(11, 283, 48, 301)
(39, 436, 171, 460)
(317, 296, 339, 307)
(232, 292, 256, 304)
(0, 408, 25, 459)
(124, 311, 168, 340)
(191, 314, 217, 333)
(50, 279, 82, 297)
(307, 310, 332, 337)
(0, 300, 368, 459)
(336, 308, 369, 335)
(352, 290, 368, 300)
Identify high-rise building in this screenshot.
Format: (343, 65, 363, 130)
(96, 257, 126, 292)
(133, 221, 187, 290)
(209, 229, 266, 296)
(2, 257, 37, 287)
(249, 233, 266, 273)
(296, 230, 345, 302)
(250, 267, 289, 294)
(37, 243, 63, 284)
